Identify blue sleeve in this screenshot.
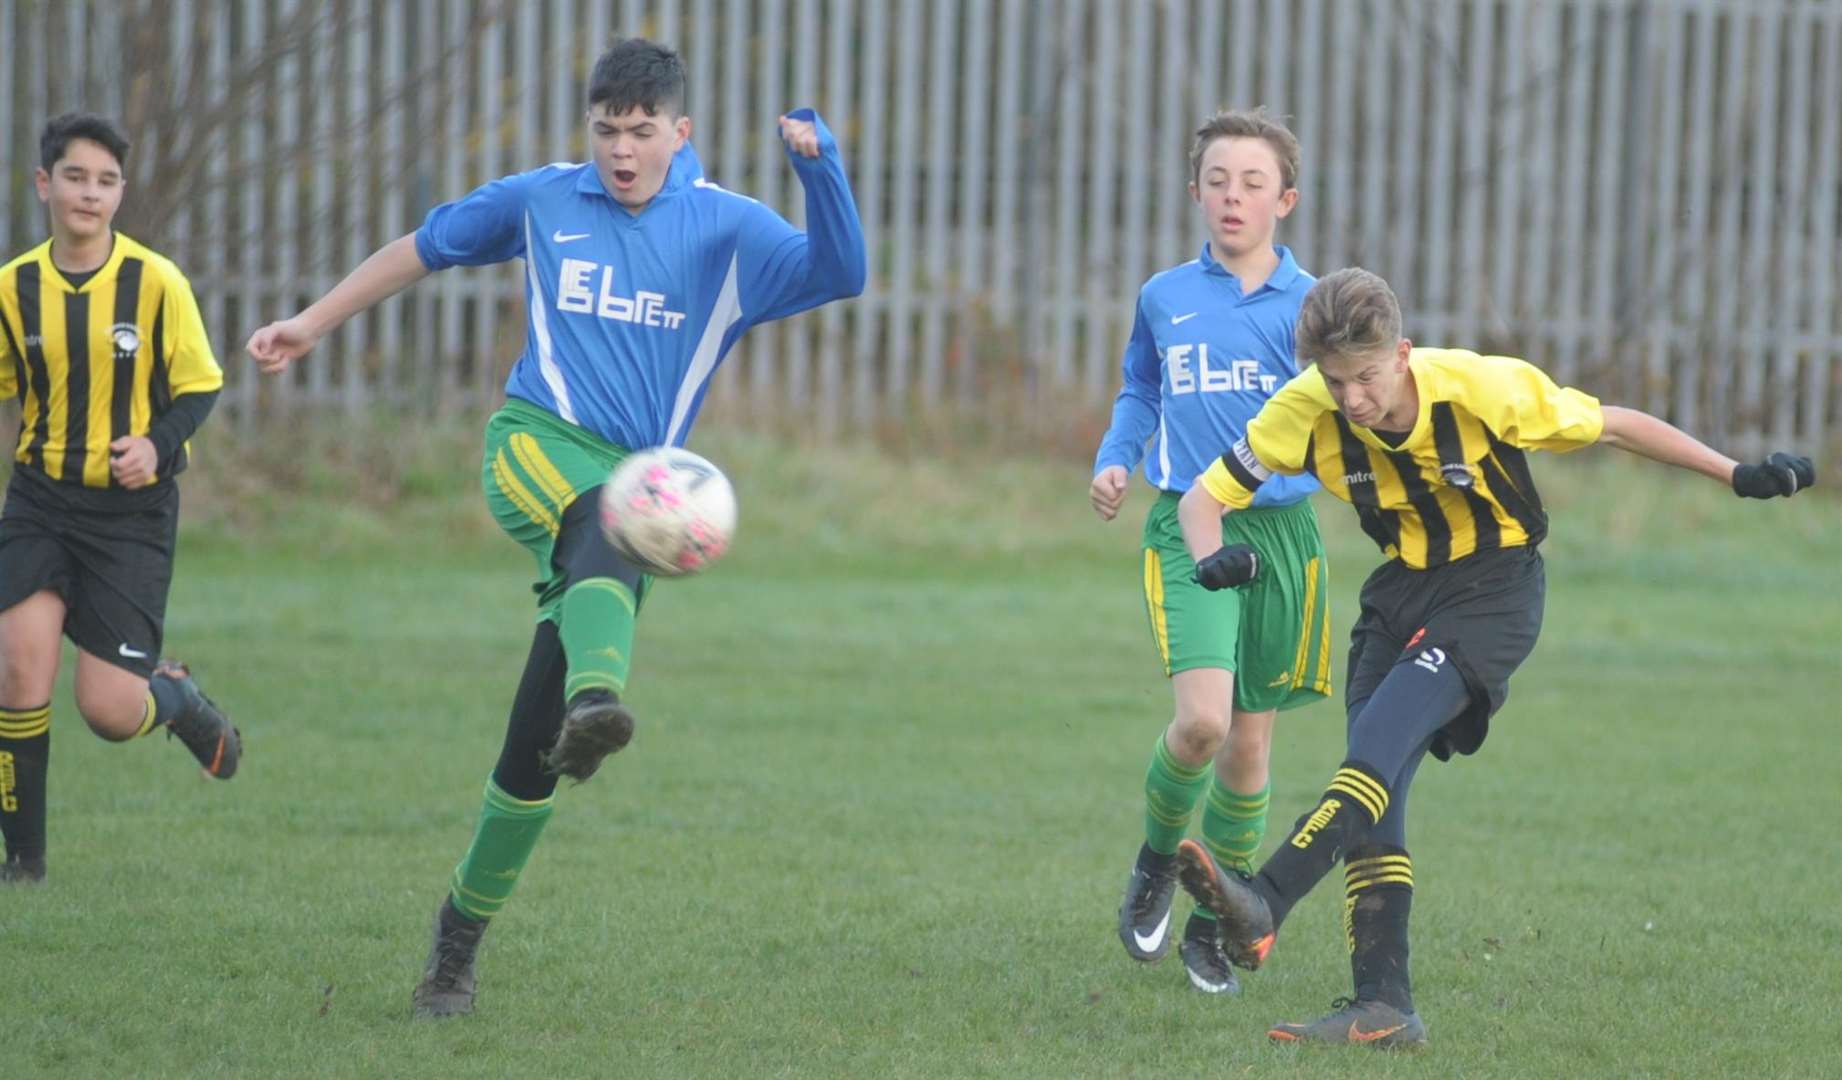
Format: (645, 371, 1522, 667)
(1093, 298, 1162, 475)
(734, 109, 868, 324)
(414, 172, 532, 271)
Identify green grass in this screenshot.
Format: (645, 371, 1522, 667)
(5, 433, 1840, 1078)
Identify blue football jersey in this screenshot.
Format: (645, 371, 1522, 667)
(1094, 244, 1320, 505)
(414, 108, 866, 450)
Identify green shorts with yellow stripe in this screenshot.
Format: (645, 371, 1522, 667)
(1141, 491, 1333, 713)
(481, 397, 647, 621)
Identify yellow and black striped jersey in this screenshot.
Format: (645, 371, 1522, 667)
(0, 233, 222, 488)
(1200, 348, 1604, 569)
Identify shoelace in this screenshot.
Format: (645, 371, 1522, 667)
(1132, 865, 1177, 920)
(1190, 929, 1230, 965)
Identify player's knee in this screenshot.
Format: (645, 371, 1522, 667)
(0, 654, 58, 706)
(1171, 701, 1231, 759)
(556, 499, 645, 595)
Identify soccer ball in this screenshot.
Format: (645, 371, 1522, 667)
(598, 448, 737, 577)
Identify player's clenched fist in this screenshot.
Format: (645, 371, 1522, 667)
(1192, 544, 1260, 590)
(245, 316, 321, 375)
(107, 435, 159, 489)
(1731, 452, 1815, 499)
(1090, 465, 1128, 521)
(778, 115, 820, 158)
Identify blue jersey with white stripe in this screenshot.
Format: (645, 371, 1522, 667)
(414, 109, 865, 450)
(1093, 243, 1320, 505)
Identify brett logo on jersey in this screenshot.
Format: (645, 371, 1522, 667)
(556, 257, 688, 329)
(1167, 342, 1280, 396)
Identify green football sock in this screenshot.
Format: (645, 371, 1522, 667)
(448, 778, 556, 921)
(1143, 733, 1209, 855)
(1201, 778, 1270, 877)
(558, 577, 637, 700)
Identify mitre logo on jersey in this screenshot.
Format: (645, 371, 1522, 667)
(555, 257, 687, 329)
(1167, 343, 1278, 396)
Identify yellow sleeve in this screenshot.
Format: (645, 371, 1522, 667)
(1460, 352, 1603, 452)
(0, 329, 15, 401)
(1197, 372, 1325, 509)
(0, 274, 18, 400)
(159, 262, 224, 396)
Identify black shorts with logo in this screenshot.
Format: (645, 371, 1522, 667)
(0, 466, 180, 678)
(1344, 544, 1546, 761)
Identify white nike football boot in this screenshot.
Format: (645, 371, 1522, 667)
(1118, 843, 1180, 962)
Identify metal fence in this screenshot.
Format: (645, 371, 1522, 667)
(2, 0, 1839, 458)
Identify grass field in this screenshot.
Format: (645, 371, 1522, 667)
(5, 431, 1840, 1078)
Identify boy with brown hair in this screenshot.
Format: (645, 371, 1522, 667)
(0, 112, 240, 885)
(1173, 267, 1813, 1045)
(1093, 108, 1331, 994)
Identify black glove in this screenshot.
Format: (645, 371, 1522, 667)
(1192, 544, 1260, 591)
(1731, 452, 1815, 499)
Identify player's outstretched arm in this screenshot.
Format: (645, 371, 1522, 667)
(736, 110, 866, 324)
(776, 110, 867, 298)
(246, 234, 430, 374)
(1597, 405, 1816, 498)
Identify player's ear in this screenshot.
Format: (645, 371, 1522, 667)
(1275, 187, 1299, 219)
(1188, 180, 1200, 204)
(1394, 339, 1413, 368)
(673, 115, 691, 149)
(34, 167, 50, 203)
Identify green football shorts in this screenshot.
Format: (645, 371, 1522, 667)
(1140, 491, 1333, 713)
(480, 397, 646, 620)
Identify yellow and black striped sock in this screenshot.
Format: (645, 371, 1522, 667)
(136, 675, 191, 737)
(1344, 844, 1415, 1011)
(132, 692, 159, 738)
(0, 704, 52, 865)
(1251, 760, 1390, 928)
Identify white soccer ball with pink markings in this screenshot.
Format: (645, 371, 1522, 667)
(598, 448, 737, 577)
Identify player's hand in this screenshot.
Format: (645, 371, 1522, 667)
(1731, 452, 1815, 498)
(778, 115, 821, 158)
(1090, 466, 1129, 521)
(1192, 544, 1260, 590)
(108, 435, 158, 489)
(246, 316, 321, 375)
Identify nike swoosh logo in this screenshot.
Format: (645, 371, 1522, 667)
(1132, 908, 1172, 952)
(118, 644, 149, 659)
(552, 230, 590, 243)
(1170, 312, 1199, 324)
(1348, 1021, 1407, 1042)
